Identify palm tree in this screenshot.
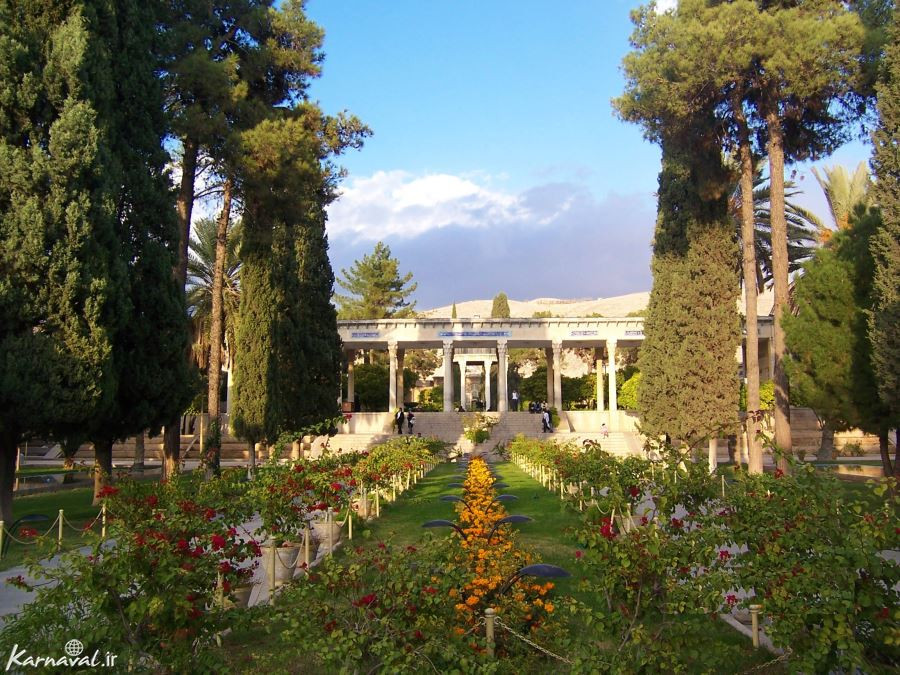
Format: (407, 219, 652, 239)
(811, 161, 872, 242)
(730, 167, 823, 294)
(186, 217, 242, 372)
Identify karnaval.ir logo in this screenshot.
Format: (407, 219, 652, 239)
(5, 639, 118, 670)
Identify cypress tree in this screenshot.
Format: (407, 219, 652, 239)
(80, 0, 192, 498)
(0, 1, 123, 520)
(491, 292, 511, 318)
(868, 8, 900, 468)
(638, 140, 741, 463)
(452, 303, 458, 319)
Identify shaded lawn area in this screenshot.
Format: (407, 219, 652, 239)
(224, 460, 782, 673)
(0, 486, 102, 572)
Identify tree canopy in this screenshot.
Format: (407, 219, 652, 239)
(491, 292, 511, 318)
(335, 242, 417, 319)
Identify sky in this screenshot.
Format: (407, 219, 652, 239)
(301, 0, 872, 309)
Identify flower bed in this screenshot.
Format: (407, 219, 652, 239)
(509, 436, 900, 672)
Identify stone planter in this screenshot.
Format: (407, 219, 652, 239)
(226, 584, 254, 609)
(260, 544, 301, 587)
(312, 517, 342, 554)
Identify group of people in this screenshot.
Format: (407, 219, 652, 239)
(394, 408, 415, 434)
(525, 401, 554, 433)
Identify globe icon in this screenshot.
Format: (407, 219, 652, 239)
(64, 640, 84, 657)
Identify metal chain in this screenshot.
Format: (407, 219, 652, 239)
(741, 649, 791, 673)
(494, 618, 572, 664)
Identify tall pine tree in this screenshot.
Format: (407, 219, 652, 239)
(335, 242, 418, 319)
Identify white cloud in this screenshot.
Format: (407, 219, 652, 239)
(326, 170, 531, 240)
(655, 0, 677, 13)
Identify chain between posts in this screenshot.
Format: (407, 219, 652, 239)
(494, 617, 572, 664)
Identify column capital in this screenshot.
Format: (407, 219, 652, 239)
(551, 341, 563, 356)
(442, 340, 454, 353)
(607, 338, 618, 348)
(388, 341, 398, 356)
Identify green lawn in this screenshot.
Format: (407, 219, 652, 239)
(0, 486, 101, 572)
(15, 466, 87, 477)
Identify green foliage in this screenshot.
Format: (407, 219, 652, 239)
(618, 371, 641, 410)
(785, 209, 893, 448)
(451, 302, 457, 319)
(868, 8, 900, 427)
(490, 292, 511, 318)
(740, 380, 775, 412)
(462, 413, 498, 444)
(352, 364, 416, 412)
(0, 473, 258, 672)
(417, 387, 443, 412)
(638, 144, 741, 445)
(335, 242, 417, 319)
(403, 349, 441, 381)
(561, 373, 595, 409)
(531, 310, 554, 318)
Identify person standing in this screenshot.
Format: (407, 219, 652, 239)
(395, 408, 404, 434)
(511, 390, 519, 411)
(406, 409, 415, 435)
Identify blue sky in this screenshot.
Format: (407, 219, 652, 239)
(303, 0, 872, 308)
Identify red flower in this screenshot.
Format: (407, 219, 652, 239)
(250, 540, 262, 557)
(414, 629, 424, 641)
(406, 545, 417, 553)
(423, 586, 438, 595)
(324, 620, 338, 632)
(330, 482, 342, 491)
(774, 469, 784, 479)
(725, 594, 737, 607)
(628, 486, 640, 498)
(179, 500, 197, 513)
(640, 516, 649, 526)
(600, 524, 616, 540)
(145, 494, 158, 507)
(211, 534, 226, 551)
(191, 546, 204, 558)
(176, 538, 189, 552)
(877, 607, 890, 620)
(96, 485, 119, 498)
(18, 527, 38, 539)
(718, 549, 731, 561)
(353, 593, 377, 607)
(671, 518, 684, 529)
(575, 550, 584, 559)
(204, 508, 217, 521)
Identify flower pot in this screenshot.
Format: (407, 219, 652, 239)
(312, 518, 342, 554)
(226, 584, 253, 609)
(260, 544, 300, 587)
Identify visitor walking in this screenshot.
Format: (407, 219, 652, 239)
(406, 409, 415, 435)
(600, 423, 609, 439)
(542, 408, 552, 433)
(395, 408, 405, 434)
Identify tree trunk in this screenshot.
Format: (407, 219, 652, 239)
(163, 137, 200, 479)
(878, 430, 894, 478)
(248, 441, 257, 476)
(206, 177, 233, 479)
(162, 425, 180, 481)
(765, 108, 792, 472)
(92, 438, 114, 505)
(894, 429, 899, 480)
(133, 432, 145, 472)
(0, 432, 17, 524)
(817, 421, 835, 461)
(738, 131, 763, 474)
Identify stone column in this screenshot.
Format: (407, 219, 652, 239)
(544, 347, 554, 405)
(552, 342, 563, 411)
(607, 339, 618, 430)
(594, 348, 604, 411)
(767, 338, 775, 382)
(442, 341, 454, 411)
(497, 341, 509, 412)
(459, 359, 467, 410)
(483, 359, 492, 411)
(346, 350, 356, 409)
(225, 363, 234, 435)
(388, 342, 398, 411)
(396, 348, 405, 409)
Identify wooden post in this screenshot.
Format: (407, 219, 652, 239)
(375, 487, 380, 517)
(101, 503, 107, 539)
(485, 607, 496, 658)
(721, 474, 726, 498)
(304, 523, 311, 567)
(327, 510, 334, 555)
(348, 509, 353, 540)
(269, 545, 276, 603)
(57, 509, 64, 549)
(217, 571, 224, 608)
(0, 521, 5, 560)
(750, 604, 761, 648)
